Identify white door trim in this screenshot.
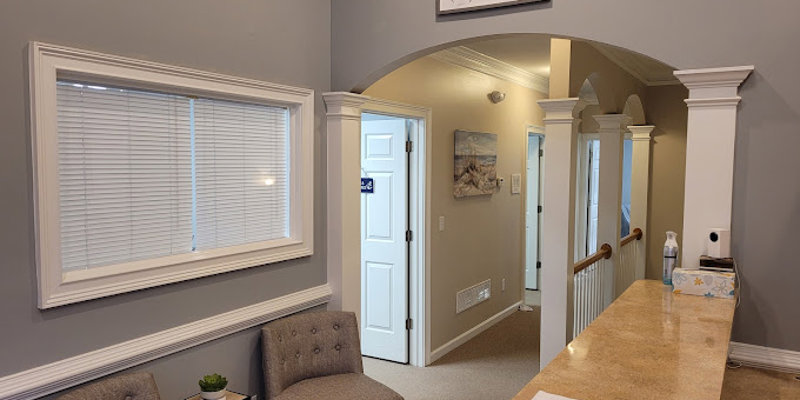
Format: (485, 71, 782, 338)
(323, 92, 432, 366)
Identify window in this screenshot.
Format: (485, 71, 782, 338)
(30, 42, 314, 308)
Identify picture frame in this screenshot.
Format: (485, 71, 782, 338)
(437, 0, 547, 15)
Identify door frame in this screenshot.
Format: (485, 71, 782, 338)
(523, 125, 544, 297)
(323, 92, 432, 366)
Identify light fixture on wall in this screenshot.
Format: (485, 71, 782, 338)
(489, 90, 506, 104)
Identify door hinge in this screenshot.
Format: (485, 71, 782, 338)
(536, 261, 542, 269)
(539, 149, 543, 157)
(406, 140, 413, 153)
(406, 230, 413, 242)
(406, 318, 413, 330)
(537, 205, 542, 213)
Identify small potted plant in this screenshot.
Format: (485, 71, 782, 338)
(198, 373, 228, 400)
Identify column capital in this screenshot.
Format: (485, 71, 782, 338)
(594, 114, 632, 133)
(674, 66, 754, 108)
(323, 92, 369, 121)
(627, 125, 655, 141)
(538, 98, 586, 122)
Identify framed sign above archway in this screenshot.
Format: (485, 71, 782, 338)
(437, 0, 548, 15)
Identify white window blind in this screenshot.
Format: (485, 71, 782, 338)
(57, 82, 194, 271)
(56, 82, 290, 272)
(194, 98, 289, 250)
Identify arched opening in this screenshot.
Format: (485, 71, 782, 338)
(324, 31, 749, 397)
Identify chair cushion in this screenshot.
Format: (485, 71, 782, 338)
(274, 373, 403, 400)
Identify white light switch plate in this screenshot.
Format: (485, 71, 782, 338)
(439, 216, 445, 231)
(511, 173, 521, 194)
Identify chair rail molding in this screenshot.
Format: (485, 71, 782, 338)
(674, 66, 753, 269)
(0, 284, 332, 400)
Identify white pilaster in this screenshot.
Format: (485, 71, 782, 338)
(674, 66, 753, 269)
(538, 98, 586, 369)
(323, 92, 367, 318)
(594, 114, 631, 301)
(628, 125, 654, 280)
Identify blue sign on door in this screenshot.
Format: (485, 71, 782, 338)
(361, 177, 374, 193)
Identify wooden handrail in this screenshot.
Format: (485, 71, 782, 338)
(620, 228, 643, 247)
(574, 243, 612, 274)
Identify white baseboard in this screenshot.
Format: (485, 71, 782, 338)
(728, 341, 800, 373)
(429, 301, 521, 364)
(0, 284, 332, 400)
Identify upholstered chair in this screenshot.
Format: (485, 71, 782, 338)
(261, 311, 403, 400)
(57, 372, 160, 400)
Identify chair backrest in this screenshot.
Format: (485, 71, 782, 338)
(261, 311, 364, 399)
(57, 372, 160, 400)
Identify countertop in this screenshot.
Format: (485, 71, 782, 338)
(514, 280, 736, 400)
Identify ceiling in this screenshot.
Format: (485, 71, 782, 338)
(465, 35, 552, 77)
(463, 35, 678, 86)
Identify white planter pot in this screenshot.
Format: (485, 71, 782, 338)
(200, 389, 227, 400)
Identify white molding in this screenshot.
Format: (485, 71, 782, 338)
(0, 284, 332, 400)
(628, 125, 654, 141)
(29, 41, 316, 309)
(538, 98, 587, 123)
(590, 44, 681, 87)
(430, 46, 549, 94)
(729, 342, 800, 373)
(674, 66, 755, 90)
(429, 302, 521, 363)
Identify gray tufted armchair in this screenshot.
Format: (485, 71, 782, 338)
(261, 311, 403, 400)
(57, 372, 160, 400)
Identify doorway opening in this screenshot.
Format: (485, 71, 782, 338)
(524, 127, 544, 307)
(360, 111, 426, 365)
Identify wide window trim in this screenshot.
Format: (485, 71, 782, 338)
(29, 42, 314, 309)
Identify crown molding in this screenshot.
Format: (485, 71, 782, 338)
(0, 284, 332, 400)
(628, 125, 655, 141)
(430, 46, 549, 94)
(674, 66, 754, 89)
(590, 44, 681, 87)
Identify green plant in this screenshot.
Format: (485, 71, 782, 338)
(198, 373, 228, 392)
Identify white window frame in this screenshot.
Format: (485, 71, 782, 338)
(29, 42, 314, 309)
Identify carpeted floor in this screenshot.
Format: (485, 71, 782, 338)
(721, 365, 800, 399)
(364, 308, 541, 400)
(364, 307, 800, 400)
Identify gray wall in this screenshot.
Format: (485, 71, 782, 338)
(331, 0, 800, 352)
(0, 0, 330, 398)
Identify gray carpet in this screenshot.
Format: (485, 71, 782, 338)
(364, 309, 541, 400)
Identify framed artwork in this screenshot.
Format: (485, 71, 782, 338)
(454, 130, 498, 197)
(438, 0, 547, 15)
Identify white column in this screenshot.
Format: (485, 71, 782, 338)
(594, 114, 631, 301)
(674, 66, 753, 269)
(538, 98, 586, 368)
(628, 125, 654, 280)
(323, 92, 367, 318)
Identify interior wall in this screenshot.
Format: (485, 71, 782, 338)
(644, 85, 689, 280)
(0, 1, 330, 398)
(363, 56, 546, 349)
(331, 1, 800, 351)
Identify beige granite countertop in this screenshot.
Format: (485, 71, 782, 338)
(514, 280, 736, 400)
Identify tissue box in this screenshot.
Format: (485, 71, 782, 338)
(672, 268, 735, 299)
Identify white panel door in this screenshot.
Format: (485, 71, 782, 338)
(361, 116, 408, 363)
(526, 135, 541, 290)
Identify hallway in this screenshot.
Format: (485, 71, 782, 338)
(364, 309, 541, 400)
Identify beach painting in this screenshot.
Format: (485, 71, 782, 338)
(454, 130, 498, 197)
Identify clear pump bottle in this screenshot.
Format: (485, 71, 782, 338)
(663, 231, 679, 285)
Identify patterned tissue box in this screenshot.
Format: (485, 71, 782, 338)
(672, 268, 736, 299)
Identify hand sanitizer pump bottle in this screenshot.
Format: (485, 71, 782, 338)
(663, 231, 679, 285)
